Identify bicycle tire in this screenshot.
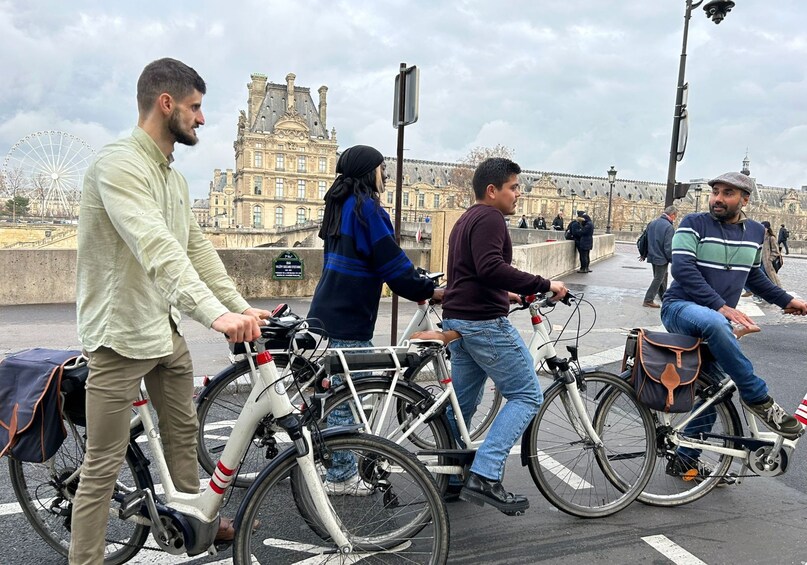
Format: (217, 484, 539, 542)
(232, 431, 450, 564)
(525, 371, 656, 518)
(610, 371, 743, 506)
(321, 378, 455, 494)
(8, 417, 151, 564)
(404, 352, 502, 444)
(196, 354, 318, 487)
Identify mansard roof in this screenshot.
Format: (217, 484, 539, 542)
(251, 83, 328, 138)
(192, 198, 209, 210)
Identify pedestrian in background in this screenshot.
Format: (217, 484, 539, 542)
(552, 212, 564, 231)
(533, 215, 547, 229)
(761, 221, 783, 286)
(642, 205, 677, 308)
(517, 214, 528, 228)
(778, 224, 790, 255)
(573, 211, 594, 273)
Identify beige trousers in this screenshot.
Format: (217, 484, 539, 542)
(68, 330, 199, 564)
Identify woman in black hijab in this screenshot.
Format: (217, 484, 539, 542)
(308, 145, 441, 494)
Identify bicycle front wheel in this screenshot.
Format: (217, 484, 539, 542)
(233, 431, 450, 564)
(526, 371, 656, 518)
(196, 354, 318, 487)
(8, 418, 150, 564)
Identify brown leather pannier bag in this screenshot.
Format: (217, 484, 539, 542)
(623, 328, 702, 413)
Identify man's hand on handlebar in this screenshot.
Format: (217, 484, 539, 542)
(243, 307, 272, 322)
(784, 298, 807, 315)
(212, 312, 262, 343)
(507, 292, 523, 305)
(431, 287, 445, 303)
(548, 280, 568, 301)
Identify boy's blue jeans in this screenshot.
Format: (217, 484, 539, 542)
(442, 317, 542, 482)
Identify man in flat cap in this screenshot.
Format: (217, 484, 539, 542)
(660, 171, 807, 481)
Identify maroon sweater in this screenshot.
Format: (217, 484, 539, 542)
(442, 204, 552, 320)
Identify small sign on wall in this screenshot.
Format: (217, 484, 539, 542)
(272, 251, 304, 280)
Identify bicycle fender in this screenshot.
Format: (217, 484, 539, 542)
(520, 380, 565, 467)
(232, 425, 362, 533)
(194, 360, 250, 405)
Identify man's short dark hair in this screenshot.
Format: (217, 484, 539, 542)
(137, 58, 206, 114)
(472, 158, 521, 199)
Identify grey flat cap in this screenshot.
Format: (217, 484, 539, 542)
(708, 171, 755, 194)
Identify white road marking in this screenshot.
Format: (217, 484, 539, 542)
(642, 534, 708, 564)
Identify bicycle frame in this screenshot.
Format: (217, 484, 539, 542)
(136, 335, 351, 554)
(655, 374, 800, 472)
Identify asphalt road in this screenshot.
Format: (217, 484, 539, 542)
(2, 244, 807, 564)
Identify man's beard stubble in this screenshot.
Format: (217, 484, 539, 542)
(168, 112, 198, 146)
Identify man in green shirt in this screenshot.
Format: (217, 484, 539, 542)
(70, 58, 269, 564)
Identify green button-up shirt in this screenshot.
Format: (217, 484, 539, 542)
(76, 127, 250, 359)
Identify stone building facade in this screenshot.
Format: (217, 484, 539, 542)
(209, 73, 807, 238)
(215, 72, 338, 229)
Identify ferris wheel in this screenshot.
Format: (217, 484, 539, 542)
(2, 130, 95, 218)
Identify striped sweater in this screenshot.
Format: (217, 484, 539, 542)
(308, 195, 434, 341)
(664, 212, 792, 310)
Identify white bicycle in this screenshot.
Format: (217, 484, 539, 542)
(9, 317, 450, 564)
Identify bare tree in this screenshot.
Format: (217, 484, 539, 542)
(447, 145, 515, 209)
(1, 168, 29, 222)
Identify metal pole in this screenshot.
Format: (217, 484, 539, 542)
(665, 0, 698, 207)
(391, 62, 407, 345)
(606, 181, 614, 234)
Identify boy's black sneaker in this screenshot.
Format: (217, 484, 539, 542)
(743, 397, 805, 440)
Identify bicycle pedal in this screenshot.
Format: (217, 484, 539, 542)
(119, 490, 146, 520)
(681, 469, 699, 482)
(503, 509, 527, 517)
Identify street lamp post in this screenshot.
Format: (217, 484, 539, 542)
(694, 183, 703, 212)
(570, 189, 577, 217)
(414, 188, 420, 222)
(664, 0, 736, 207)
(606, 165, 617, 234)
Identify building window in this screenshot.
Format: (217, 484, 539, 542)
(319, 157, 327, 173)
(253, 176, 262, 195)
(274, 206, 284, 227)
(297, 180, 306, 199)
(403, 192, 410, 206)
(433, 194, 440, 207)
(318, 180, 327, 199)
(418, 192, 425, 208)
(297, 207, 307, 224)
(297, 155, 306, 173)
(275, 178, 284, 198)
(254, 151, 263, 168)
(318, 208, 324, 221)
(387, 191, 394, 205)
(214, 196, 219, 205)
(275, 154, 285, 171)
(252, 206, 263, 228)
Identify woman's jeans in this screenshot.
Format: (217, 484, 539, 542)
(325, 338, 373, 482)
(661, 300, 768, 460)
(442, 317, 542, 482)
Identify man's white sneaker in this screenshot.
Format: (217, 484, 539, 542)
(324, 474, 375, 496)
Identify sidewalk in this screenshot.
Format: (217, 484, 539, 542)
(2, 243, 804, 378)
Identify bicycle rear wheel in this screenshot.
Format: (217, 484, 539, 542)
(8, 417, 150, 564)
(404, 352, 502, 444)
(233, 431, 450, 564)
(526, 371, 656, 518)
(321, 378, 455, 493)
(627, 372, 742, 506)
(196, 354, 318, 487)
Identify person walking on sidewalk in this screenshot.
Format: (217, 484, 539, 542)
(778, 224, 790, 255)
(441, 157, 568, 515)
(70, 58, 270, 564)
(551, 212, 564, 231)
(642, 205, 677, 308)
(662, 172, 807, 482)
(761, 221, 783, 286)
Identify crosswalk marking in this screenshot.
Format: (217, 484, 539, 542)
(642, 535, 708, 564)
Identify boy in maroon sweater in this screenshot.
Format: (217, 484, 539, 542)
(441, 157, 567, 514)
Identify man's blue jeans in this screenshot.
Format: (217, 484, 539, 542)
(661, 300, 768, 460)
(442, 317, 542, 482)
(325, 338, 373, 482)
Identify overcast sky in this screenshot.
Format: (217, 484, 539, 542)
(2, 0, 807, 200)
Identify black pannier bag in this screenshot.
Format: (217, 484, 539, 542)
(0, 349, 83, 462)
(623, 329, 702, 413)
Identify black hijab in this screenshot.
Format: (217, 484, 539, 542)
(318, 145, 384, 239)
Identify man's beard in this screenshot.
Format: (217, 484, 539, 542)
(168, 112, 198, 146)
(709, 202, 740, 222)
